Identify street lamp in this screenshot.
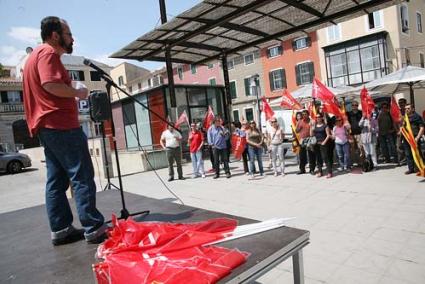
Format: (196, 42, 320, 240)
(250, 74, 261, 130)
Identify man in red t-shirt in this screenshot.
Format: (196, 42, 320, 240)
(23, 16, 105, 246)
(188, 123, 205, 178)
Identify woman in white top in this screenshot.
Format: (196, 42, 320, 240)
(267, 118, 285, 176)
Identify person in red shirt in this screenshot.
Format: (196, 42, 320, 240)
(188, 122, 205, 178)
(22, 16, 106, 246)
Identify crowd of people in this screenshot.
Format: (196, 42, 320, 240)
(162, 97, 425, 181)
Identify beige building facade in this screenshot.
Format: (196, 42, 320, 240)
(317, 0, 425, 111)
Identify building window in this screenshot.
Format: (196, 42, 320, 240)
(420, 53, 424, 68)
(267, 45, 283, 58)
(295, 62, 314, 85)
(230, 81, 237, 99)
(327, 24, 341, 42)
(244, 108, 254, 122)
(207, 63, 214, 69)
(244, 53, 254, 65)
(152, 75, 163, 87)
(138, 82, 142, 90)
(147, 78, 152, 88)
(1, 91, 21, 103)
(400, 5, 409, 34)
(233, 109, 240, 122)
(209, 78, 216, 85)
(227, 59, 234, 70)
(177, 66, 184, 80)
(90, 71, 101, 81)
(292, 37, 311, 51)
(417, 12, 423, 33)
(367, 11, 383, 30)
(68, 70, 85, 81)
(190, 64, 197, 74)
(118, 76, 124, 86)
(269, 69, 286, 91)
(128, 86, 133, 93)
(324, 33, 387, 87)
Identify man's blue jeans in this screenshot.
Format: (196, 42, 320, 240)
(248, 145, 264, 175)
(38, 128, 105, 239)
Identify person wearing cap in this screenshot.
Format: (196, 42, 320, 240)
(188, 122, 205, 178)
(207, 117, 231, 178)
(160, 123, 184, 182)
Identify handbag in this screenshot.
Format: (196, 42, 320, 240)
(301, 136, 317, 148)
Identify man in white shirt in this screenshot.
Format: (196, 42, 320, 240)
(160, 123, 184, 181)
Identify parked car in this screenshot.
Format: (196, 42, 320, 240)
(0, 151, 32, 174)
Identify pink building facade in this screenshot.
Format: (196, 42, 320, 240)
(162, 62, 224, 85)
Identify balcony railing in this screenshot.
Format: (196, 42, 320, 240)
(0, 103, 24, 113)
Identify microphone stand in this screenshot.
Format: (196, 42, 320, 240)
(85, 60, 182, 220)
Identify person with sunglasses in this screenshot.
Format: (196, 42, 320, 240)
(268, 118, 285, 177)
(310, 114, 332, 178)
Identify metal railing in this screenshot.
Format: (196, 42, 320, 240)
(0, 103, 24, 113)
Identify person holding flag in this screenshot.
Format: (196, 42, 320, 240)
(296, 110, 316, 175)
(401, 104, 424, 175)
(160, 122, 184, 182)
(208, 116, 231, 179)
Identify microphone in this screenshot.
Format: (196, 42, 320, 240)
(83, 59, 111, 78)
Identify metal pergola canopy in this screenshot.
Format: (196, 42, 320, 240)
(111, 0, 402, 65)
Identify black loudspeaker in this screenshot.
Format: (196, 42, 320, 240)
(89, 91, 111, 122)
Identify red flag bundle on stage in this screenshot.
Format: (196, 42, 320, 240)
(390, 96, 402, 124)
(203, 106, 215, 130)
(360, 87, 375, 119)
(175, 110, 190, 129)
(400, 114, 425, 177)
(93, 216, 249, 284)
(280, 89, 302, 110)
(261, 97, 275, 121)
(231, 134, 247, 160)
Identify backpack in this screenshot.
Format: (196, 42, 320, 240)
(362, 154, 374, 172)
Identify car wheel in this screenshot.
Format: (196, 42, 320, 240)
(7, 160, 23, 174)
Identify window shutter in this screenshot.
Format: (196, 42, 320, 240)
(267, 48, 271, 58)
(281, 69, 287, 88)
(230, 81, 236, 99)
(295, 65, 301, 86)
(244, 78, 250, 96)
(1, 91, 8, 103)
(306, 37, 312, 47)
(19, 91, 23, 102)
(292, 40, 297, 51)
(278, 46, 283, 55)
(269, 72, 274, 91)
(78, 71, 85, 81)
(308, 62, 315, 83)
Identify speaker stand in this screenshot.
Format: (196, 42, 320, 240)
(99, 121, 120, 191)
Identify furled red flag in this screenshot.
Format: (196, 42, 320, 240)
(400, 114, 425, 177)
(390, 95, 402, 124)
(360, 87, 375, 119)
(231, 134, 247, 160)
(312, 78, 336, 102)
(261, 97, 275, 121)
(291, 110, 301, 154)
(280, 89, 302, 110)
(307, 101, 317, 120)
(203, 106, 215, 129)
(340, 102, 348, 124)
(175, 110, 190, 129)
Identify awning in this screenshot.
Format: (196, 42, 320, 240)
(111, 0, 402, 64)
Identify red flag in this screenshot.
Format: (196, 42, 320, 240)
(322, 100, 343, 117)
(312, 78, 336, 102)
(280, 89, 302, 110)
(231, 134, 247, 160)
(307, 101, 317, 120)
(203, 106, 215, 129)
(340, 102, 348, 124)
(175, 110, 190, 129)
(261, 97, 275, 121)
(390, 95, 402, 124)
(360, 87, 375, 119)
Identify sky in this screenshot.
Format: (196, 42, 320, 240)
(0, 0, 202, 70)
